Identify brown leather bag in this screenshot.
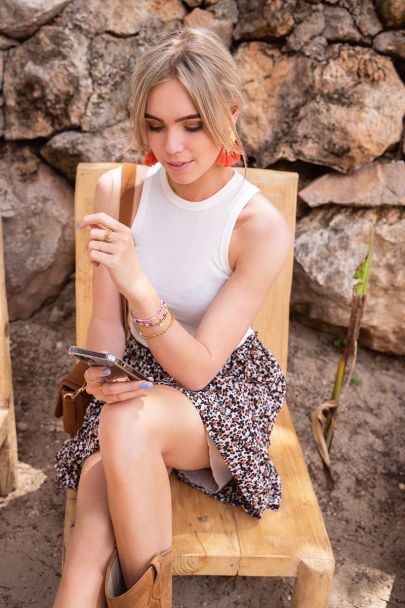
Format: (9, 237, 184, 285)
(54, 163, 137, 436)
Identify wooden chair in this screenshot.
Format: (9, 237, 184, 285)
(0, 217, 18, 496)
(62, 163, 335, 607)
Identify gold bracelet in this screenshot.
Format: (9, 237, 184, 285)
(136, 311, 175, 339)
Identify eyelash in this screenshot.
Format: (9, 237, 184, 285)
(146, 124, 203, 132)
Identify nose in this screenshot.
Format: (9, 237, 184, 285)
(164, 127, 185, 156)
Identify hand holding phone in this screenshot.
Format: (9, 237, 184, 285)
(68, 346, 154, 403)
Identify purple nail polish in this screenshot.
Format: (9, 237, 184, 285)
(76, 221, 81, 229)
(139, 381, 153, 389)
(102, 368, 111, 375)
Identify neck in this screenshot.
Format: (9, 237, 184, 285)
(166, 165, 234, 202)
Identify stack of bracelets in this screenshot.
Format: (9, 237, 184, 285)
(130, 299, 175, 339)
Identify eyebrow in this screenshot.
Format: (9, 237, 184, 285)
(144, 113, 201, 123)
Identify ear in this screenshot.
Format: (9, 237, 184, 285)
(231, 106, 240, 124)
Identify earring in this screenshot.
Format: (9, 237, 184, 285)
(216, 127, 241, 167)
(143, 150, 158, 166)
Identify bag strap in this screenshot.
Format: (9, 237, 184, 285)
(119, 163, 137, 337)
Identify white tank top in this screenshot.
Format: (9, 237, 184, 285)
(130, 163, 260, 349)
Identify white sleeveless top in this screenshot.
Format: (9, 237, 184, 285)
(130, 163, 260, 349)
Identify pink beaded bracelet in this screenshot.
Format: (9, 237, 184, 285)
(131, 300, 168, 327)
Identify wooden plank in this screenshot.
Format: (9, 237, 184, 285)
(171, 475, 240, 576)
(75, 163, 121, 346)
(235, 167, 298, 372)
(0, 216, 18, 496)
(236, 405, 334, 577)
(0, 410, 8, 450)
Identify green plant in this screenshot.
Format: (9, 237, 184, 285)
(312, 214, 377, 484)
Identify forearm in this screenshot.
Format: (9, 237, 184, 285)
(127, 275, 213, 390)
(85, 317, 126, 359)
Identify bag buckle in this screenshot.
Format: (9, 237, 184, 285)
(64, 384, 87, 400)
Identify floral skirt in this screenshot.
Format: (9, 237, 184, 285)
(54, 331, 286, 519)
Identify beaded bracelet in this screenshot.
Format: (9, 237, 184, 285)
(131, 300, 167, 327)
(135, 310, 175, 339)
(134, 307, 169, 329)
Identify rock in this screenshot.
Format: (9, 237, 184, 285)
(16, 422, 29, 432)
(234, 0, 296, 40)
(235, 43, 405, 172)
(375, 0, 405, 28)
(339, 0, 383, 39)
(294, 45, 405, 173)
(299, 161, 405, 208)
(235, 43, 311, 165)
(0, 0, 70, 39)
(184, 5, 235, 47)
(373, 30, 405, 60)
(0, 145, 74, 320)
(53, 0, 185, 36)
(323, 6, 362, 42)
(0, 35, 19, 50)
(40, 120, 136, 181)
(292, 205, 405, 355)
(0, 95, 4, 138)
(183, 0, 203, 6)
(80, 34, 140, 132)
(283, 8, 325, 52)
(3, 26, 91, 140)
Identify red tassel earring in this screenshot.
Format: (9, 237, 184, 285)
(143, 150, 158, 166)
(216, 127, 241, 167)
(216, 146, 242, 167)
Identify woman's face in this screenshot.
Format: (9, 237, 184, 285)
(144, 78, 223, 185)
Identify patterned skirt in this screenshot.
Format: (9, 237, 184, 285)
(54, 331, 286, 519)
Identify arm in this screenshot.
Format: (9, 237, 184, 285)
(127, 193, 293, 390)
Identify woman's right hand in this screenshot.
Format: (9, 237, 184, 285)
(83, 365, 153, 403)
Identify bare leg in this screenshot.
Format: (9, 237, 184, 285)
(52, 452, 115, 608)
(98, 384, 210, 590)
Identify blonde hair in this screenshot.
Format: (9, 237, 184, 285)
(125, 26, 247, 172)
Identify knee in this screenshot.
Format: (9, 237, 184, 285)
(98, 397, 160, 458)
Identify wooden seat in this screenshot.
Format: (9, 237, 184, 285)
(62, 163, 334, 607)
(0, 217, 18, 496)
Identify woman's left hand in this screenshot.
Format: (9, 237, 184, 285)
(77, 211, 143, 298)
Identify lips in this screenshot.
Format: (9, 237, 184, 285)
(167, 161, 192, 167)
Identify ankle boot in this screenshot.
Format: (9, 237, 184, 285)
(104, 546, 173, 608)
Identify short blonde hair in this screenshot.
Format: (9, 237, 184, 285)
(126, 26, 247, 169)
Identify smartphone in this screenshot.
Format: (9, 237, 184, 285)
(68, 346, 152, 382)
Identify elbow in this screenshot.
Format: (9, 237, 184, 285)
(180, 373, 213, 392)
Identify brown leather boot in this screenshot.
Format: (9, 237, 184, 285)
(104, 546, 173, 608)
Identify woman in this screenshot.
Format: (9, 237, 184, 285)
(53, 25, 293, 608)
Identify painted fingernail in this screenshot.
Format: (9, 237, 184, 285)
(139, 382, 153, 389)
(76, 221, 81, 229)
(102, 368, 111, 375)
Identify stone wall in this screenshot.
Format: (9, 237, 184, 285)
(1, 0, 404, 353)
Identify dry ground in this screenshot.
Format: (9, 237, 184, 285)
(0, 278, 404, 607)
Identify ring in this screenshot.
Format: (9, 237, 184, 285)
(97, 382, 104, 393)
(103, 230, 112, 243)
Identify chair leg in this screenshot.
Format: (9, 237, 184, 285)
(291, 558, 334, 608)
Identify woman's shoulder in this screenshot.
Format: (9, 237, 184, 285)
(235, 190, 290, 235)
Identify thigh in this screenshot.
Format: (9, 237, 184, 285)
(153, 385, 211, 470)
(101, 384, 210, 471)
